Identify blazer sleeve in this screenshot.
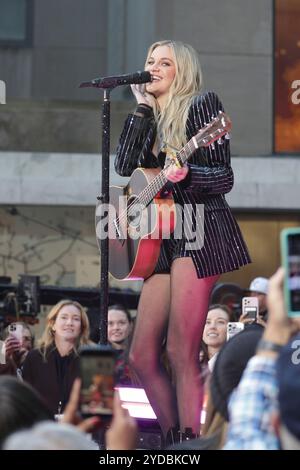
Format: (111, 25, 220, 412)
(114, 109, 156, 177)
(180, 91, 233, 195)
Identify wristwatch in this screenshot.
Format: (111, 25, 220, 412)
(256, 338, 282, 354)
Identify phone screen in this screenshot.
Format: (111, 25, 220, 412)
(80, 346, 115, 417)
(287, 233, 300, 313)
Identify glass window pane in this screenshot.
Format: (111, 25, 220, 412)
(275, 0, 300, 153)
(0, 0, 27, 42)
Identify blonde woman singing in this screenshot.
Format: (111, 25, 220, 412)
(114, 40, 251, 443)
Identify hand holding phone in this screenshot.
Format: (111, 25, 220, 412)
(4, 336, 21, 358)
(281, 227, 300, 317)
(59, 378, 101, 432)
(5, 324, 23, 359)
(105, 391, 138, 451)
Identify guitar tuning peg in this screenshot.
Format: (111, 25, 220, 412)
(225, 133, 231, 140)
(217, 137, 223, 145)
(210, 143, 215, 150)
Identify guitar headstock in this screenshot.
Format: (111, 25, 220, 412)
(196, 112, 232, 148)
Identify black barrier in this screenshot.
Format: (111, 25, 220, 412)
(0, 281, 140, 319)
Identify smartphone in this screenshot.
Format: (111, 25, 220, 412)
(242, 297, 258, 321)
(281, 227, 300, 317)
(79, 345, 116, 418)
(8, 323, 23, 343)
(226, 322, 245, 341)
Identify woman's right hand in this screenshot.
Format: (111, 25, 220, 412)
(131, 84, 155, 108)
(238, 312, 256, 325)
(5, 336, 21, 360)
(106, 391, 138, 450)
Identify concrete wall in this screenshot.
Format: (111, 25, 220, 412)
(1, 151, 299, 211)
(0, 100, 131, 153)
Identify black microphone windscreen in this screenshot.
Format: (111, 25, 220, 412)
(134, 71, 152, 83)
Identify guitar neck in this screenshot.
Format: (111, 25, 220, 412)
(137, 111, 231, 207)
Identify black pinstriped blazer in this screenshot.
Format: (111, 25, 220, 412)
(114, 91, 251, 278)
(115, 91, 232, 209)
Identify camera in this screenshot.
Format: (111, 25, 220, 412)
(0, 275, 40, 322)
(79, 345, 116, 418)
(17, 275, 40, 316)
(281, 227, 300, 317)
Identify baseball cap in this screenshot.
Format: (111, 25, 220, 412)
(248, 277, 269, 295)
(276, 333, 300, 440)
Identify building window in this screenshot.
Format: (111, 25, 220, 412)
(0, 0, 33, 47)
(275, 0, 300, 153)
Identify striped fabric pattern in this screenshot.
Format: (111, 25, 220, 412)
(114, 91, 251, 278)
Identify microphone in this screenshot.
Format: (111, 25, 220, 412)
(79, 71, 152, 89)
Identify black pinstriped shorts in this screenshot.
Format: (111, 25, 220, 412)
(153, 208, 251, 279)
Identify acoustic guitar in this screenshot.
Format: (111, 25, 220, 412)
(95, 112, 232, 281)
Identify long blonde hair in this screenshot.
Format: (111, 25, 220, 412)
(38, 300, 90, 358)
(145, 40, 203, 150)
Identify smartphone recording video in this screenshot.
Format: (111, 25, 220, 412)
(242, 297, 258, 321)
(281, 227, 300, 317)
(79, 345, 116, 417)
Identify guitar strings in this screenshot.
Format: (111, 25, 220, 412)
(114, 131, 223, 234)
(115, 129, 219, 228)
(114, 146, 188, 232)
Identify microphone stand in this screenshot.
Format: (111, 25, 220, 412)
(80, 72, 150, 344)
(97, 88, 111, 344)
(79, 83, 113, 345)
